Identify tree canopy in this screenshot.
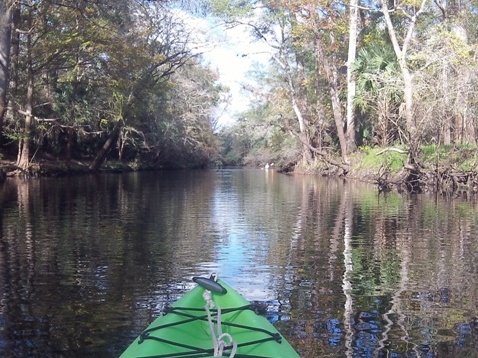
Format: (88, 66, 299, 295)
(1, 0, 478, 176)
(0, 0, 223, 171)
(216, 0, 478, 173)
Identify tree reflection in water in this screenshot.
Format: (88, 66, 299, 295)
(0, 171, 477, 357)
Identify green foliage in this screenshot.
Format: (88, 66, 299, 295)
(352, 40, 405, 147)
(217, 94, 302, 167)
(211, 0, 254, 17)
(420, 144, 478, 171)
(0, 0, 223, 169)
(219, 127, 248, 166)
(354, 145, 478, 175)
(355, 146, 407, 172)
(353, 45, 401, 114)
(3, 0, 478, 172)
(53, 82, 96, 126)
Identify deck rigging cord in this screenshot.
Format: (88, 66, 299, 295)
(137, 275, 283, 358)
(203, 288, 238, 357)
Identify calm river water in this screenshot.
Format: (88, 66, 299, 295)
(0, 169, 477, 357)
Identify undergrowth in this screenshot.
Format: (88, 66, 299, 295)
(352, 146, 407, 173)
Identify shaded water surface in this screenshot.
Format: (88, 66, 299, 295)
(0, 170, 477, 357)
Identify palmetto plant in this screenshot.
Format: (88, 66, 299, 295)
(353, 44, 404, 146)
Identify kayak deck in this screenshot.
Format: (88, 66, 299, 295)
(120, 278, 300, 358)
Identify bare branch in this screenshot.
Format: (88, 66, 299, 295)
(8, 107, 60, 122)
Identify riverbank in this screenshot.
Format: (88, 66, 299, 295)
(2, 145, 478, 196)
(0, 157, 151, 182)
(354, 145, 478, 195)
(293, 145, 478, 195)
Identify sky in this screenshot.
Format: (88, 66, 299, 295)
(203, 24, 270, 127)
(175, 10, 271, 128)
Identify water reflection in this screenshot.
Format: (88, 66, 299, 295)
(0, 171, 477, 357)
(281, 180, 478, 357)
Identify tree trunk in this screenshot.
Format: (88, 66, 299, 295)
(345, 0, 359, 153)
(291, 97, 313, 165)
(66, 126, 73, 169)
(402, 68, 419, 162)
(89, 120, 123, 171)
(462, 107, 475, 145)
(0, 0, 13, 144)
(315, 39, 348, 160)
(272, 54, 313, 166)
(380, 0, 428, 163)
(17, 8, 33, 170)
(66, 75, 80, 170)
(330, 83, 348, 159)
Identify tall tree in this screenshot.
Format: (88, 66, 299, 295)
(345, 0, 359, 153)
(212, 0, 353, 165)
(0, 0, 14, 144)
(380, 0, 428, 163)
(0, 0, 223, 171)
(16, 1, 34, 169)
(268, 15, 314, 165)
(211, 1, 315, 165)
(274, 0, 350, 161)
(89, 1, 197, 170)
(424, 0, 476, 146)
(353, 44, 403, 146)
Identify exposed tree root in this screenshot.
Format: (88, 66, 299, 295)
(374, 164, 478, 196)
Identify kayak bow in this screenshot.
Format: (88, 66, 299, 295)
(120, 276, 300, 358)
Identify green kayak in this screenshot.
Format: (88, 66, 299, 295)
(120, 276, 300, 358)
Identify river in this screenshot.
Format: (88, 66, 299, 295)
(0, 169, 477, 357)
